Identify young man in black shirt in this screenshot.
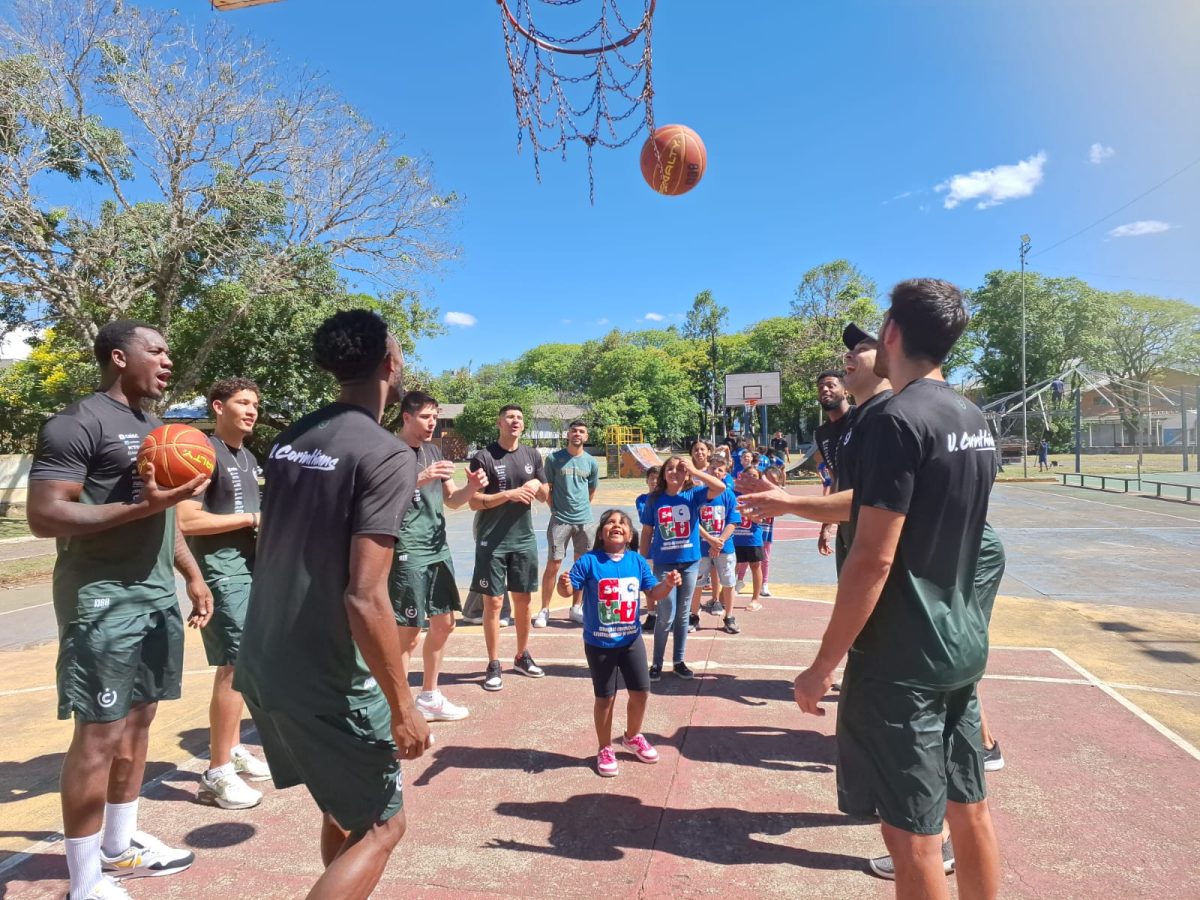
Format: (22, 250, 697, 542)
(236, 310, 429, 900)
(179, 377, 271, 811)
(28, 320, 212, 899)
(812, 370, 850, 558)
(742, 280, 1000, 899)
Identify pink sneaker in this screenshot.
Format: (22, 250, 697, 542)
(620, 733, 659, 763)
(596, 745, 619, 777)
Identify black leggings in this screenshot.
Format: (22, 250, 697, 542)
(584, 639, 650, 697)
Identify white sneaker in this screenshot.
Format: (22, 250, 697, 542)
(199, 769, 262, 810)
(230, 745, 271, 781)
(498, 616, 513, 627)
(568, 604, 584, 624)
(760, 585, 773, 597)
(459, 614, 483, 625)
(101, 830, 195, 879)
(735, 580, 746, 594)
(416, 691, 470, 721)
(532, 608, 549, 628)
(72, 875, 133, 899)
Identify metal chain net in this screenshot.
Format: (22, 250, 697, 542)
(498, 0, 656, 201)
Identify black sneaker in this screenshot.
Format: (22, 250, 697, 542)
(514, 650, 545, 678)
(643, 613, 657, 631)
(687, 613, 700, 633)
(673, 662, 694, 680)
(983, 740, 1005, 772)
(649, 664, 662, 683)
(482, 659, 503, 691)
(723, 617, 740, 634)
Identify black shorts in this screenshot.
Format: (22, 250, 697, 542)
(734, 545, 764, 564)
(583, 639, 650, 698)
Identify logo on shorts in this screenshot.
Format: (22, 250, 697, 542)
(96, 689, 117, 709)
(363, 676, 377, 690)
(479, 578, 489, 588)
(406, 607, 417, 619)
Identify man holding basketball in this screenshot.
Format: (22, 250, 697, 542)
(468, 405, 549, 692)
(236, 309, 427, 900)
(27, 320, 212, 900)
(178, 377, 271, 811)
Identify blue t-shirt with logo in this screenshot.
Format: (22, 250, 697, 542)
(638, 485, 708, 565)
(569, 549, 658, 649)
(698, 488, 741, 554)
(732, 515, 763, 548)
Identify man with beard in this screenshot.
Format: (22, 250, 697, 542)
(28, 320, 212, 899)
(812, 371, 851, 559)
(236, 309, 429, 900)
(537, 421, 599, 627)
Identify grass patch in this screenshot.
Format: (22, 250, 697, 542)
(0, 555, 55, 589)
(0, 518, 32, 540)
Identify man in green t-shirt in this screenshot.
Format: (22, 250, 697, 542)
(392, 391, 488, 722)
(468, 405, 549, 692)
(535, 420, 599, 627)
(179, 377, 271, 811)
(28, 320, 213, 898)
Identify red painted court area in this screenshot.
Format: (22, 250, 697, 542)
(3, 595, 1198, 898)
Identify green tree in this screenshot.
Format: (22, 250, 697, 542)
(682, 290, 729, 439)
(0, 329, 93, 452)
(588, 344, 698, 445)
(513, 343, 586, 395)
(968, 270, 1111, 395)
(454, 384, 543, 449)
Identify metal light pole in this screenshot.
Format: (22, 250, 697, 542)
(1019, 234, 1032, 478)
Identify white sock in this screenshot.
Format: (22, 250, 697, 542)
(206, 762, 235, 779)
(417, 690, 438, 702)
(101, 799, 138, 857)
(66, 831, 102, 899)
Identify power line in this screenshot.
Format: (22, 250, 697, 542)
(1032, 152, 1200, 258)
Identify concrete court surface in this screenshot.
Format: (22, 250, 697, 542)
(1, 482, 1199, 897)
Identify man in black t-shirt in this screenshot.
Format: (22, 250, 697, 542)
(468, 405, 549, 692)
(812, 370, 850, 558)
(770, 430, 790, 463)
(235, 310, 427, 900)
(28, 320, 212, 897)
(179, 377, 270, 811)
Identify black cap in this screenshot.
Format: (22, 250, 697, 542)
(842, 323, 878, 350)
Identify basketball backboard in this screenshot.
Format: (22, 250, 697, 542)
(725, 372, 781, 407)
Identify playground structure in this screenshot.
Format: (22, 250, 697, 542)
(604, 425, 664, 478)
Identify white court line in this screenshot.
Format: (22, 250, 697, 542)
(0, 601, 51, 617)
(1008, 483, 1200, 524)
(1048, 648, 1200, 762)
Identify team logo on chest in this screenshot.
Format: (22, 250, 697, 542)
(658, 504, 692, 540)
(597, 577, 639, 625)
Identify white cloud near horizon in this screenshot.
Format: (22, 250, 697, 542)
(643, 312, 666, 322)
(1088, 143, 1116, 164)
(0, 327, 35, 360)
(1108, 220, 1172, 238)
(936, 152, 1047, 209)
(444, 311, 477, 327)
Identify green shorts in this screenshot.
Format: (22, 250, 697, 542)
(246, 692, 402, 834)
(201, 580, 251, 667)
(56, 604, 183, 722)
(975, 524, 1006, 624)
(471, 544, 539, 595)
(390, 560, 461, 628)
(836, 656, 987, 835)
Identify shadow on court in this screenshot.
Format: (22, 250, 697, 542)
(488, 793, 864, 870)
(1094, 619, 1200, 664)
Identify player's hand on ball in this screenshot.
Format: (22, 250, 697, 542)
(142, 463, 209, 511)
(794, 666, 833, 716)
(393, 704, 432, 760)
(185, 577, 214, 628)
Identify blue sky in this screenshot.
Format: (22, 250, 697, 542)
(55, 0, 1200, 374)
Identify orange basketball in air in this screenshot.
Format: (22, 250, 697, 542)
(137, 424, 216, 488)
(640, 124, 707, 196)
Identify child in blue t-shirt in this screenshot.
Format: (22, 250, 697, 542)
(739, 466, 784, 599)
(559, 509, 681, 777)
(733, 468, 766, 611)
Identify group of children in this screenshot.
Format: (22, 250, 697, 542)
(558, 439, 783, 776)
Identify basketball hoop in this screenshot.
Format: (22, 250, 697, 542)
(747, 399, 759, 410)
(496, 0, 657, 201)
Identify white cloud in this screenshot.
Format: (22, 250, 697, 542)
(0, 327, 35, 360)
(1088, 143, 1116, 165)
(443, 311, 477, 327)
(643, 312, 666, 322)
(596, 318, 610, 326)
(936, 151, 1047, 209)
(1108, 220, 1172, 238)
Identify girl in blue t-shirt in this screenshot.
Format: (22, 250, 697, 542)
(739, 466, 784, 599)
(733, 468, 766, 611)
(635, 466, 662, 627)
(558, 509, 681, 777)
(637, 455, 728, 681)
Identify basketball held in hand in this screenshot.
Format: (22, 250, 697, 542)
(640, 124, 707, 196)
(137, 424, 216, 488)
